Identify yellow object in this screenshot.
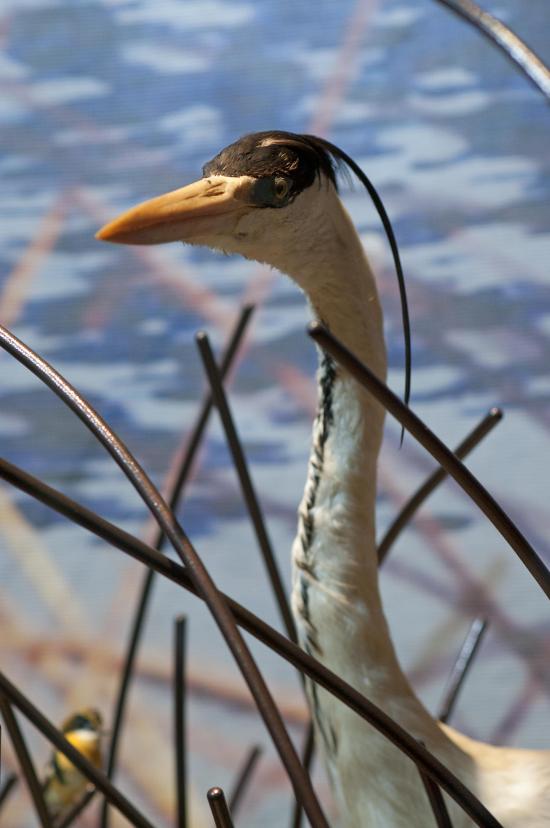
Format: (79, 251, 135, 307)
(43, 708, 103, 817)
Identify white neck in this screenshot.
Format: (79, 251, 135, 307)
(287, 188, 393, 663)
(282, 189, 468, 824)
(229, 181, 471, 822)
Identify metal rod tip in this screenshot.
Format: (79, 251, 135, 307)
(208, 787, 223, 800)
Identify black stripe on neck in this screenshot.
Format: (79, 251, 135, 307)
(300, 352, 336, 553)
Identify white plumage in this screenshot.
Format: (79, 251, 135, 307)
(97, 131, 550, 827)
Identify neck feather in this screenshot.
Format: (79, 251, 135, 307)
(289, 191, 389, 638)
(287, 191, 439, 708)
(281, 186, 467, 825)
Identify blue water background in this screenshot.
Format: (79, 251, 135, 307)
(0, 1, 549, 825)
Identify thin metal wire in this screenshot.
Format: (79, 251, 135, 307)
(435, 0, 550, 99)
(174, 616, 187, 828)
(0, 455, 504, 828)
(0, 696, 53, 828)
(196, 329, 319, 820)
(100, 567, 155, 828)
(54, 789, 96, 828)
(0, 323, 329, 828)
(438, 619, 489, 725)
(0, 773, 18, 810)
(310, 135, 412, 430)
(0, 675, 156, 828)
(309, 322, 550, 600)
(196, 331, 298, 645)
(378, 408, 503, 564)
(207, 787, 235, 828)
(100, 305, 253, 828)
(227, 745, 262, 816)
(418, 755, 454, 828)
(291, 722, 315, 828)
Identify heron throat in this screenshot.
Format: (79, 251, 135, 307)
(288, 193, 392, 664)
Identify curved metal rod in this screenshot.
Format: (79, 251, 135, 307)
(0, 774, 18, 811)
(55, 789, 96, 828)
(418, 761, 454, 828)
(434, 0, 550, 99)
(309, 323, 550, 600)
(196, 331, 297, 643)
(0, 697, 53, 828)
(100, 569, 155, 828)
(291, 723, 315, 828)
(174, 616, 188, 828)
(207, 787, 234, 828)
(0, 676, 155, 828)
(0, 324, 328, 828)
(378, 408, 503, 564)
(438, 618, 488, 724)
(100, 305, 253, 828)
(228, 745, 262, 816)
(0, 455, 503, 828)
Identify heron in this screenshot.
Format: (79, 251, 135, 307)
(97, 131, 549, 827)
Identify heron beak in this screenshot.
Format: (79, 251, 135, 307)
(96, 176, 254, 245)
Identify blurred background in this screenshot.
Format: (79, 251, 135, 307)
(0, 0, 549, 825)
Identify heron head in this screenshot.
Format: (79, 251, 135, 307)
(96, 131, 340, 265)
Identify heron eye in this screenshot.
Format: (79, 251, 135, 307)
(273, 176, 290, 201)
(251, 176, 292, 207)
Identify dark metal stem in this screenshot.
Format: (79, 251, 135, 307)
(207, 787, 234, 828)
(55, 789, 96, 828)
(434, 0, 550, 99)
(0, 773, 18, 811)
(100, 305, 253, 828)
(174, 616, 187, 828)
(228, 745, 262, 816)
(0, 324, 329, 828)
(378, 408, 503, 564)
(0, 455, 504, 827)
(309, 322, 550, 600)
(291, 722, 315, 828)
(100, 569, 155, 828)
(419, 762, 454, 828)
(0, 697, 53, 828)
(196, 331, 297, 645)
(438, 619, 488, 724)
(0, 676, 156, 828)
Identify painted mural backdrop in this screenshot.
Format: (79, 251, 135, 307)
(0, 1, 548, 825)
